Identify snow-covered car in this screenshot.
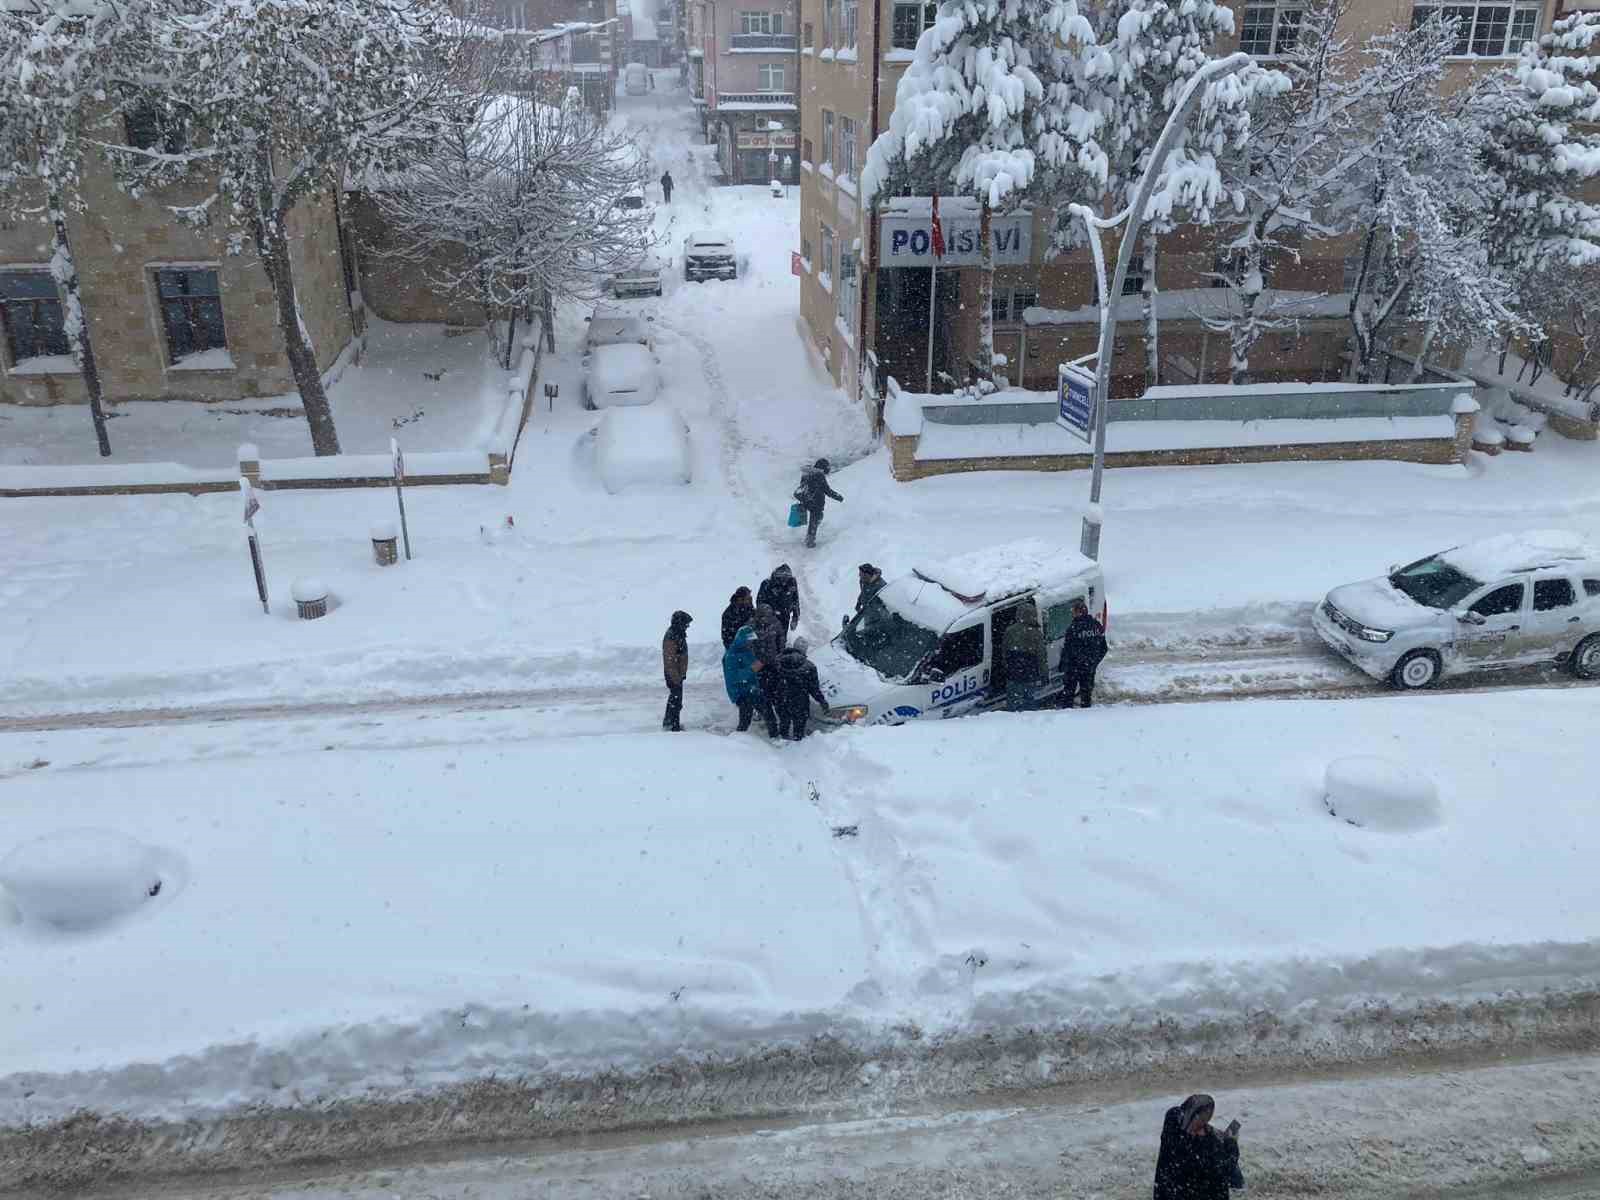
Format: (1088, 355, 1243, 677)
(617, 186, 647, 211)
(610, 252, 663, 298)
(584, 307, 653, 352)
(584, 342, 659, 409)
(624, 62, 649, 95)
(682, 231, 738, 282)
(1312, 530, 1600, 689)
(812, 539, 1107, 726)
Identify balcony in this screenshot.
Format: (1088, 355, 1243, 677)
(715, 91, 797, 110)
(729, 32, 798, 50)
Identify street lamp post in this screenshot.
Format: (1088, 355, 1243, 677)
(1068, 52, 1252, 562)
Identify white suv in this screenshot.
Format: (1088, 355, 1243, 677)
(1313, 530, 1600, 689)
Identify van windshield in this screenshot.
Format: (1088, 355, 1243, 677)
(842, 596, 940, 680)
(1388, 555, 1481, 610)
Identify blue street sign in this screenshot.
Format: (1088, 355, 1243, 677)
(1057, 364, 1095, 443)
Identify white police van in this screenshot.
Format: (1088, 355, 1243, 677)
(812, 539, 1106, 725)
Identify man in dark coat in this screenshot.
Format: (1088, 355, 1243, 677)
(855, 563, 886, 615)
(794, 458, 843, 548)
(1153, 1093, 1242, 1200)
(773, 637, 828, 740)
(661, 610, 692, 731)
(999, 604, 1046, 712)
(749, 603, 786, 739)
(660, 170, 674, 203)
(1059, 598, 1108, 709)
(721, 586, 755, 648)
(756, 564, 800, 635)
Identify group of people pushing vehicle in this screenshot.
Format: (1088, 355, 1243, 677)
(999, 594, 1109, 712)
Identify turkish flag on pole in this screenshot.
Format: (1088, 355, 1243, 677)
(930, 192, 946, 259)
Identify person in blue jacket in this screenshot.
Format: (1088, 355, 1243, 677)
(723, 622, 778, 737)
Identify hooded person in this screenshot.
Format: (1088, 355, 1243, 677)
(793, 458, 843, 548)
(756, 564, 801, 634)
(661, 610, 693, 732)
(773, 636, 827, 741)
(721, 586, 755, 649)
(722, 619, 776, 735)
(854, 563, 886, 615)
(747, 604, 786, 739)
(1059, 597, 1109, 709)
(1153, 1093, 1242, 1200)
(999, 603, 1047, 712)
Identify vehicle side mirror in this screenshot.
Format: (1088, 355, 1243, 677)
(1388, 564, 1399, 576)
(1455, 609, 1486, 626)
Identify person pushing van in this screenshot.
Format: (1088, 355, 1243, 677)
(1059, 598, 1108, 708)
(1000, 604, 1047, 712)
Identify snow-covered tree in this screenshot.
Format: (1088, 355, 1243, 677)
(107, 0, 466, 455)
(373, 73, 653, 368)
(862, 0, 1090, 385)
(0, 0, 142, 456)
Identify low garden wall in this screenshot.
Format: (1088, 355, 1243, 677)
(883, 379, 1478, 482)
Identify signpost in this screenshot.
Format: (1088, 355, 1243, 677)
(1057, 363, 1095, 443)
(390, 437, 413, 561)
(241, 477, 269, 614)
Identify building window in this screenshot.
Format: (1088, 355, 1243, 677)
(758, 63, 786, 90)
(123, 100, 188, 154)
(820, 223, 835, 289)
(740, 11, 783, 33)
(802, 136, 814, 164)
(990, 287, 1039, 325)
(838, 245, 858, 319)
(1411, 2, 1539, 56)
(838, 115, 857, 179)
(1239, 2, 1303, 56)
(803, 20, 814, 45)
(891, 0, 937, 49)
(154, 267, 227, 363)
(821, 109, 834, 169)
(1121, 270, 1144, 296)
(823, 0, 835, 46)
(802, 236, 813, 265)
(841, 0, 858, 45)
(0, 270, 69, 365)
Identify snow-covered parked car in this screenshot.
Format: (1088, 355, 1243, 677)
(1312, 530, 1600, 689)
(812, 539, 1106, 726)
(595, 404, 691, 493)
(610, 252, 663, 298)
(584, 342, 659, 409)
(584, 307, 653, 353)
(682, 231, 738, 282)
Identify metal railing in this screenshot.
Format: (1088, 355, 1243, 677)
(730, 32, 798, 49)
(714, 91, 796, 105)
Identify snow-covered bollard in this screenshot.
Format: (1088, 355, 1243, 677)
(0, 829, 168, 930)
(292, 577, 330, 620)
(1323, 756, 1442, 832)
(1505, 424, 1538, 452)
(770, 179, 783, 198)
(370, 520, 399, 567)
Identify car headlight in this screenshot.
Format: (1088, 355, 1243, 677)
(1355, 626, 1393, 643)
(826, 704, 869, 723)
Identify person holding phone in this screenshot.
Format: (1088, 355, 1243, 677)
(1153, 1093, 1244, 1199)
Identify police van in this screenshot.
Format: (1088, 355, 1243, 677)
(812, 540, 1106, 725)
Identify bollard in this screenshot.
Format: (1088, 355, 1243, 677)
(370, 520, 399, 567)
(292, 577, 330, 620)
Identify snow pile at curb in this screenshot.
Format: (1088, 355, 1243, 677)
(2, 688, 1598, 1131)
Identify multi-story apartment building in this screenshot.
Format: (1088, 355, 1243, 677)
(688, 0, 801, 183)
(798, 0, 1564, 407)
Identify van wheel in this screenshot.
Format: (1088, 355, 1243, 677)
(1570, 634, 1600, 680)
(1391, 649, 1441, 690)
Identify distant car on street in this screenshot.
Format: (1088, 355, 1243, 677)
(584, 342, 660, 409)
(682, 230, 738, 282)
(624, 62, 649, 95)
(1313, 530, 1600, 689)
(610, 251, 663, 299)
(617, 186, 647, 210)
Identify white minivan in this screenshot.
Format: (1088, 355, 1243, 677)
(812, 540, 1106, 725)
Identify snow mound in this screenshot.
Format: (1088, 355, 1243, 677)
(915, 538, 1095, 604)
(0, 829, 168, 930)
(595, 404, 691, 494)
(291, 577, 329, 603)
(1323, 757, 1442, 832)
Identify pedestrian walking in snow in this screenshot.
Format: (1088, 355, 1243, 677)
(773, 637, 827, 741)
(722, 586, 755, 648)
(722, 620, 777, 735)
(793, 458, 843, 548)
(757, 564, 800, 636)
(999, 603, 1046, 712)
(1059, 598, 1108, 709)
(1153, 1094, 1243, 1200)
(660, 170, 674, 203)
(661, 610, 692, 731)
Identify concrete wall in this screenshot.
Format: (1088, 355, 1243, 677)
(344, 194, 485, 327)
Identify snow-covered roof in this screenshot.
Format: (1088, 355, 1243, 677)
(1024, 289, 1349, 326)
(912, 539, 1097, 607)
(1440, 530, 1599, 580)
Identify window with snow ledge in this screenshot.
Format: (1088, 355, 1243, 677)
(169, 347, 237, 372)
(819, 46, 835, 59)
(7, 353, 78, 376)
(817, 272, 833, 292)
(800, 159, 815, 172)
(891, 0, 936, 49)
(1412, 1, 1540, 57)
(152, 266, 229, 367)
(883, 48, 916, 63)
(1, 268, 69, 367)
(1239, 1, 1303, 56)
(836, 45, 858, 62)
(834, 314, 856, 348)
(818, 163, 835, 180)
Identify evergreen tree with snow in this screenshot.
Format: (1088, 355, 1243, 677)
(105, 0, 468, 455)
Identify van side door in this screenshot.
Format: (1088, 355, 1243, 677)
(919, 621, 988, 718)
(1523, 574, 1584, 660)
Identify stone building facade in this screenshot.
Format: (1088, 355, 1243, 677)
(796, 0, 1564, 407)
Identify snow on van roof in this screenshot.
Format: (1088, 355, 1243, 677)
(1439, 530, 1598, 580)
(914, 539, 1097, 605)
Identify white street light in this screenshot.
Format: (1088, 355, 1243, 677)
(1067, 52, 1252, 562)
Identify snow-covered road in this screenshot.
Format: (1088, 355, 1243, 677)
(84, 1053, 1600, 1199)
